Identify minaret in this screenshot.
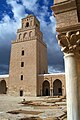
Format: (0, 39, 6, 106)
(52, 0, 80, 120)
(8, 14, 48, 96)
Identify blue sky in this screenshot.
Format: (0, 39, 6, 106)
(0, 0, 64, 75)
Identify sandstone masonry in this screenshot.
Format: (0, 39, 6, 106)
(0, 14, 65, 97)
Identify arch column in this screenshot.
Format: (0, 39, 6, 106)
(50, 88, 53, 96)
(50, 77, 53, 96)
(64, 53, 79, 120)
(53, 79, 62, 96)
(40, 84, 43, 96)
(62, 85, 65, 97)
(42, 80, 50, 96)
(62, 81, 66, 97)
(57, 31, 80, 120)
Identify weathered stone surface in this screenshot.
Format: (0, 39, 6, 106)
(8, 15, 48, 96)
(0, 15, 66, 97)
(51, 0, 80, 32)
(52, 0, 80, 120)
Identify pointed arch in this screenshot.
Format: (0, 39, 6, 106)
(23, 32, 28, 39)
(53, 79, 62, 96)
(29, 31, 32, 37)
(0, 80, 7, 94)
(42, 80, 50, 96)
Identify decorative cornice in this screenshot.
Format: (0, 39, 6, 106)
(56, 23, 80, 33)
(57, 31, 80, 53)
(12, 36, 37, 44)
(51, 0, 76, 15)
(17, 26, 35, 33)
(12, 36, 47, 47)
(54, 0, 71, 5)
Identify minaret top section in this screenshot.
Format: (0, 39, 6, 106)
(21, 14, 40, 30)
(14, 14, 43, 43)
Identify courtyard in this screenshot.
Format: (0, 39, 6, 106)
(0, 95, 66, 120)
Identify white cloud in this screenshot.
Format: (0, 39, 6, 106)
(49, 15, 56, 33)
(7, 0, 27, 19)
(21, 0, 38, 13)
(48, 65, 64, 73)
(0, 0, 27, 42)
(44, 0, 49, 5)
(1, 0, 55, 44)
(0, 14, 18, 41)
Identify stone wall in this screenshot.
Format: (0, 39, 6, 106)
(8, 40, 37, 96)
(38, 73, 66, 97)
(0, 75, 9, 94)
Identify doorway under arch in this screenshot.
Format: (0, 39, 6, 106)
(42, 80, 50, 96)
(0, 80, 7, 94)
(53, 79, 62, 96)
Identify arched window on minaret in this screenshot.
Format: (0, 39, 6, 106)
(25, 22, 29, 27)
(23, 32, 28, 39)
(19, 34, 21, 39)
(29, 31, 32, 37)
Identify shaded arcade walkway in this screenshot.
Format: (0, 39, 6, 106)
(0, 80, 7, 94)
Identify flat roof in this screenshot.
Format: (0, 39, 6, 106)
(38, 73, 65, 76)
(0, 74, 9, 78)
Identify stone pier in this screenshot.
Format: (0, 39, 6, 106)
(57, 31, 80, 120)
(51, 0, 80, 119)
(65, 53, 79, 120)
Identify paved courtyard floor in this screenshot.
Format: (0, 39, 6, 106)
(0, 95, 67, 120)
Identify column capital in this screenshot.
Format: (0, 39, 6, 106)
(57, 31, 80, 54)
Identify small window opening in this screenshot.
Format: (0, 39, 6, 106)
(21, 75, 23, 80)
(29, 31, 32, 37)
(20, 90, 23, 96)
(21, 62, 24, 67)
(26, 22, 29, 27)
(22, 50, 24, 56)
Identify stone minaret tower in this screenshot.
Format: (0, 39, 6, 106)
(8, 14, 48, 96)
(52, 0, 80, 120)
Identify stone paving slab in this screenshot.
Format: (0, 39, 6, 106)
(0, 95, 67, 120)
